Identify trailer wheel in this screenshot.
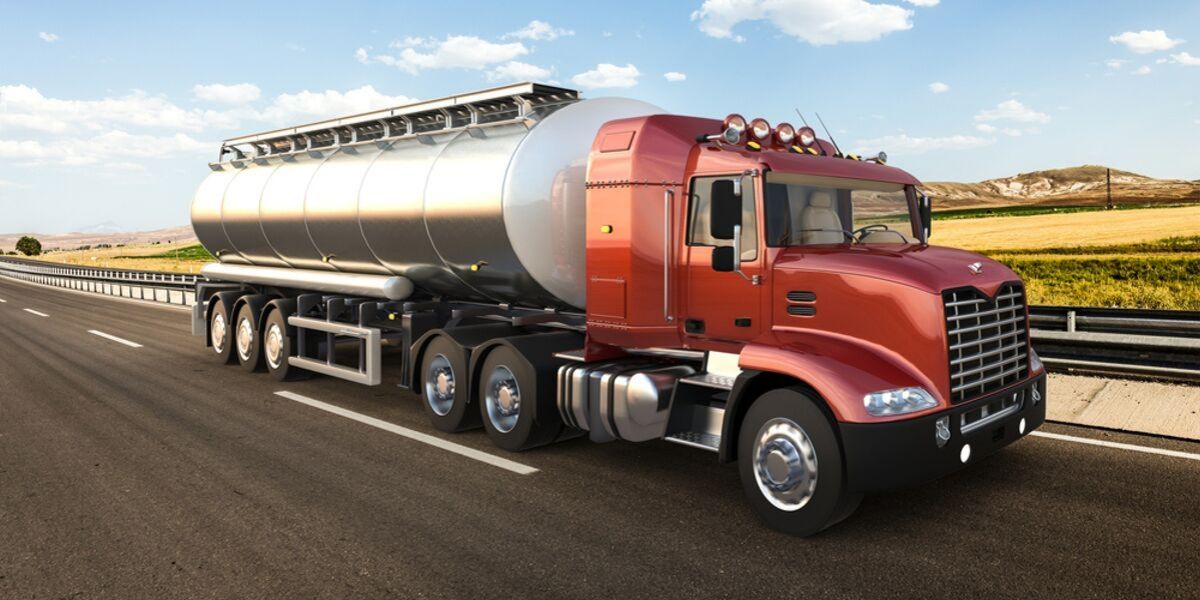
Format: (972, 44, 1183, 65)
(477, 345, 562, 452)
(263, 307, 310, 382)
(234, 303, 265, 372)
(209, 300, 237, 364)
(737, 387, 862, 536)
(419, 336, 480, 432)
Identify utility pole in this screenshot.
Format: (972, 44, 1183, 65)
(1106, 168, 1114, 210)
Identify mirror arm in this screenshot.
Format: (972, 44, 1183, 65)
(730, 224, 762, 285)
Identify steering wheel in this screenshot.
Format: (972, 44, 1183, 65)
(852, 224, 890, 241)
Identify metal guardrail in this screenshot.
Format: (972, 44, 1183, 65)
(1, 256, 1196, 381)
(0, 256, 200, 306)
(1029, 306, 1200, 382)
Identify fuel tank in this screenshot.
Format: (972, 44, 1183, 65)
(191, 91, 661, 310)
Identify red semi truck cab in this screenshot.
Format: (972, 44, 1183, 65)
(578, 113, 1046, 531)
(193, 86, 1045, 535)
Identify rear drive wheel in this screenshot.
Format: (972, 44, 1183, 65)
(420, 336, 479, 432)
(263, 307, 310, 382)
(234, 304, 264, 372)
(477, 345, 562, 452)
(209, 300, 237, 364)
(737, 387, 862, 536)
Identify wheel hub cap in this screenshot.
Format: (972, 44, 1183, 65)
(265, 323, 284, 369)
(424, 354, 455, 417)
(485, 366, 521, 433)
(236, 316, 254, 360)
(753, 418, 819, 511)
(211, 313, 227, 353)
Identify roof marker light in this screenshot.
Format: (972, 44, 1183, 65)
(774, 122, 796, 146)
(750, 118, 771, 142)
(797, 126, 817, 147)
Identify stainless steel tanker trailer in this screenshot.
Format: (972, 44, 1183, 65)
(192, 82, 1047, 535)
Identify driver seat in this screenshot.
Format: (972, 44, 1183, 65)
(800, 191, 844, 244)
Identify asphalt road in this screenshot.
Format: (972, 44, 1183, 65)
(2, 276, 1199, 599)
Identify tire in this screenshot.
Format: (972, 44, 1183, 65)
(476, 345, 563, 452)
(262, 306, 311, 382)
(737, 387, 862, 536)
(209, 300, 237, 365)
(234, 303, 265, 372)
(419, 335, 479, 433)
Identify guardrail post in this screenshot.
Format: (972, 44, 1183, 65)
(1067, 310, 1077, 333)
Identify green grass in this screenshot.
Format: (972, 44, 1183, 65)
(117, 244, 214, 260)
(980, 235, 1200, 256)
(930, 202, 1190, 221)
(982, 235, 1200, 309)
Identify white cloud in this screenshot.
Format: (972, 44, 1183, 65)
(664, 71, 687, 82)
(1109, 30, 1183, 54)
(1169, 51, 1200, 66)
(974, 123, 1024, 136)
(487, 61, 554, 82)
(0, 178, 29, 189)
(357, 36, 528, 74)
(928, 81, 949, 93)
(0, 131, 208, 167)
(0, 84, 213, 133)
(505, 20, 574, 41)
(974, 99, 1051, 124)
(854, 133, 994, 155)
(975, 123, 996, 133)
(904, 0, 938, 5)
(692, 0, 916, 46)
(259, 86, 416, 123)
(38, 32, 60, 43)
(192, 83, 261, 105)
(571, 63, 641, 89)
(1133, 65, 1152, 75)
(1105, 59, 1126, 70)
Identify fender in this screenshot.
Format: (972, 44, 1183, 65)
(408, 323, 523, 391)
(231, 293, 273, 331)
(718, 330, 943, 463)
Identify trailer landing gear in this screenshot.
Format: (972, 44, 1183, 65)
(737, 388, 861, 537)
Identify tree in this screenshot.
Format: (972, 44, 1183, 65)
(15, 236, 42, 256)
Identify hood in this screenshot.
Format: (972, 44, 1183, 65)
(773, 244, 1019, 296)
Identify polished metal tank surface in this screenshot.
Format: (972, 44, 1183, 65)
(191, 93, 661, 309)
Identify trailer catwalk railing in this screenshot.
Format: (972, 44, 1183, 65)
(0, 256, 199, 306)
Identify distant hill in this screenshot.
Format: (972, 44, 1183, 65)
(0, 225, 196, 254)
(923, 165, 1200, 210)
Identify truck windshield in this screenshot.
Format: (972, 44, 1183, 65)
(763, 173, 916, 246)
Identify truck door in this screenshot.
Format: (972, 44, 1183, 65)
(684, 174, 764, 343)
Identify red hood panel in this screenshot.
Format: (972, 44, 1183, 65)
(774, 244, 1018, 296)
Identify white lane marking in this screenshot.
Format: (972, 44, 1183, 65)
(88, 329, 143, 348)
(274, 391, 539, 475)
(23, 308, 49, 317)
(1032, 431, 1200, 463)
(0, 297, 7, 302)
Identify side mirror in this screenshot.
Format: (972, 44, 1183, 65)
(712, 246, 735, 272)
(919, 194, 932, 242)
(710, 180, 741, 241)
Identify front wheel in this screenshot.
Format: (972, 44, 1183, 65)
(737, 387, 862, 536)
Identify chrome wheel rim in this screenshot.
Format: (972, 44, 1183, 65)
(211, 312, 227, 354)
(265, 322, 284, 370)
(484, 365, 521, 434)
(752, 417, 819, 512)
(424, 354, 455, 417)
(236, 315, 254, 362)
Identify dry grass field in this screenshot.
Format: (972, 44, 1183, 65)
(930, 204, 1200, 251)
(38, 241, 211, 274)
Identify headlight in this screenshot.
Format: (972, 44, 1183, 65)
(774, 122, 795, 146)
(797, 126, 817, 146)
(863, 387, 938, 417)
(750, 118, 771, 141)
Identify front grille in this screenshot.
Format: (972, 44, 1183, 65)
(943, 283, 1029, 404)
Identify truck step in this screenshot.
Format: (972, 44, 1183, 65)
(664, 431, 721, 452)
(678, 372, 736, 390)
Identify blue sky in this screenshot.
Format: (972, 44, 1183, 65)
(2, 0, 1199, 233)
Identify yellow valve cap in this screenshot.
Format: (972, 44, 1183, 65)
(600, 224, 613, 234)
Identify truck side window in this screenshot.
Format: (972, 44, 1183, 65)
(687, 176, 758, 261)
